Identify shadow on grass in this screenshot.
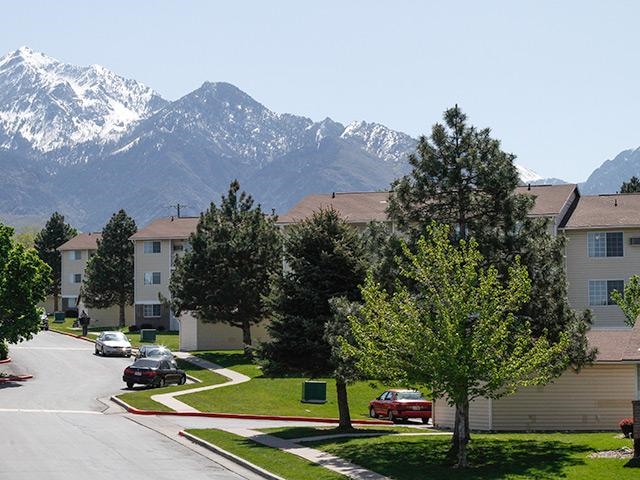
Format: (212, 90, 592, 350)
(195, 351, 253, 369)
(316, 436, 591, 480)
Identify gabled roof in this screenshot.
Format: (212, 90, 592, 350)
(277, 184, 577, 225)
(57, 232, 101, 251)
(515, 184, 577, 217)
(587, 323, 640, 362)
(277, 192, 390, 224)
(562, 193, 640, 229)
(129, 216, 199, 241)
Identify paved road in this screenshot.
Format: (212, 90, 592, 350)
(0, 331, 265, 480)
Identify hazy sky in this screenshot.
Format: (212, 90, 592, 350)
(3, 0, 639, 183)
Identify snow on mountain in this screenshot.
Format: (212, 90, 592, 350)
(341, 120, 416, 163)
(0, 46, 167, 158)
(516, 164, 543, 183)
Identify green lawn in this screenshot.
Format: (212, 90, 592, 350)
(186, 429, 348, 480)
(48, 316, 180, 349)
(176, 351, 398, 420)
(116, 359, 228, 411)
(187, 428, 638, 480)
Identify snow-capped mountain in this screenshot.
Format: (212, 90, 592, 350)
(0, 47, 563, 231)
(0, 47, 166, 162)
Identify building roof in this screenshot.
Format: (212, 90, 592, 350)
(515, 184, 577, 217)
(587, 324, 640, 362)
(277, 192, 391, 224)
(57, 232, 101, 251)
(129, 216, 200, 241)
(562, 193, 640, 230)
(277, 184, 577, 225)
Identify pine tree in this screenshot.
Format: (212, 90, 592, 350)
(81, 210, 136, 327)
(620, 175, 640, 193)
(169, 180, 280, 351)
(34, 212, 77, 311)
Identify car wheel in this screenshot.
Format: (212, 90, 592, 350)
(157, 378, 166, 388)
(179, 374, 186, 385)
(388, 410, 399, 423)
(369, 407, 377, 419)
(94, 346, 99, 355)
(421, 418, 430, 424)
(126, 382, 134, 389)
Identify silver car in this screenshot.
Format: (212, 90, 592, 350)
(95, 331, 132, 357)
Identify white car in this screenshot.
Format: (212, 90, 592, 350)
(95, 331, 132, 357)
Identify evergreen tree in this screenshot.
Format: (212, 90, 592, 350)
(169, 180, 280, 350)
(388, 106, 593, 367)
(0, 223, 51, 345)
(260, 207, 368, 429)
(34, 212, 77, 311)
(81, 210, 136, 327)
(621, 175, 640, 193)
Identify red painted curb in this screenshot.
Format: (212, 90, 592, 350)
(49, 329, 95, 343)
(0, 374, 33, 383)
(0, 357, 11, 364)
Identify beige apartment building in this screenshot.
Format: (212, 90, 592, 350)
(57, 232, 132, 326)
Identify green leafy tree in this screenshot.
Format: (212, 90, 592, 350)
(34, 213, 77, 311)
(81, 210, 136, 327)
(0, 223, 51, 347)
(259, 207, 368, 429)
(611, 275, 640, 326)
(621, 176, 640, 193)
(169, 180, 280, 350)
(13, 225, 41, 249)
(346, 223, 570, 468)
(388, 106, 593, 367)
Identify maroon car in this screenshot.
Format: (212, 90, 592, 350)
(369, 389, 432, 423)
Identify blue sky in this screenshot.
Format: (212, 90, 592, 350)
(3, 0, 640, 183)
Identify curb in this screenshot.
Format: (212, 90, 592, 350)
(179, 430, 286, 480)
(110, 395, 389, 424)
(0, 374, 33, 383)
(0, 357, 11, 364)
(49, 329, 95, 343)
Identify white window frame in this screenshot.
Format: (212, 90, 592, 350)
(143, 272, 161, 285)
(588, 279, 624, 306)
(69, 250, 81, 260)
(588, 232, 623, 258)
(71, 273, 82, 284)
(144, 241, 161, 254)
(143, 304, 161, 317)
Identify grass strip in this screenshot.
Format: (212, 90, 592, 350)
(186, 428, 348, 480)
(116, 358, 227, 411)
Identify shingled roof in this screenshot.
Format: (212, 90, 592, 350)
(587, 323, 640, 363)
(129, 216, 200, 240)
(57, 232, 101, 251)
(562, 193, 640, 229)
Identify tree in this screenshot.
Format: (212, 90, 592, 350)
(611, 275, 640, 326)
(346, 223, 570, 468)
(259, 207, 368, 429)
(34, 212, 77, 311)
(13, 225, 41, 249)
(169, 180, 280, 351)
(621, 176, 640, 193)
(387, 106, 593, 366)
(81, 210, 136, 327)
(0, 223, 51, 345)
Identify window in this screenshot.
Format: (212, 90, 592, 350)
(69, 250, 81, 260)
(143, 304, 161, 317)
(144, 241, 161, 254)
(72, 273, 82, 284)
(589, 280, 624, 306)
(143, 272, 161, 285)
(588, 232, 623, 257)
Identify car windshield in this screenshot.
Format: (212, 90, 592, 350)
(396, 391, 424, 400)
(131, 359, 161, 368)
(104, 333, 125, 341)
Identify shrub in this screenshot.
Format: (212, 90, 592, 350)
(0, 340, 8, 360)
(157, 325, 165, 332)
(619, 418, 634, 438)
(65, 309, 79, 318)
(140, 323, 153, 330)
(128, 325, 139, 333)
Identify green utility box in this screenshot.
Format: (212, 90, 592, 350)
(140, 329, 157, 342)
(301, 381, 327, 404)
(53, 311, 66, 323)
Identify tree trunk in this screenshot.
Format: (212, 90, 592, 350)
(336, 380, 352, 430)
(53, 293, 59, 312)
(451, 400, 470, 468)
(119, 302, 125, 328)
(242, 319, 252, 356)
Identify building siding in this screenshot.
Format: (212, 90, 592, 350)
(433, 396, 491, 431)
(565, 229, 640, 328)
(179, 315, 271, 351)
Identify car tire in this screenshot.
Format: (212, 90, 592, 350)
(388, 411, 400, 423)
(157, 378, 166, 388)
(126, 382, 134, 389)
(179, 375, 186, 385)
(422, 418, 430, 424)
(95, 346, 99, 355)
(369, 407, 377, 419)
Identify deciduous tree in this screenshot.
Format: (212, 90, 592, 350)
(0, 223, 51, 345)
(169, 180, 280, 351)
(34, 212, 77, 311)
(346, 223, 570, 468)
(611, 275, 640, 326)
(81, 210, 136, 327)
